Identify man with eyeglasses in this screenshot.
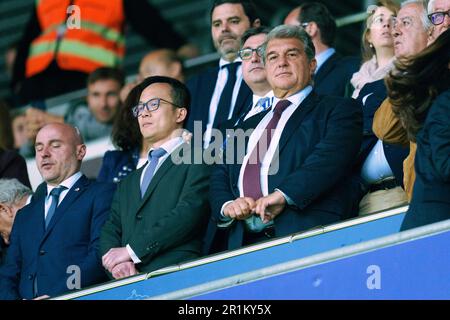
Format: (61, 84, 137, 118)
(186, 0, 261, 148)
(427, 0, 450, 42)
(100, 76, 211, 279)
(221, 26, 274, 129)
(284, 2, 359, 97)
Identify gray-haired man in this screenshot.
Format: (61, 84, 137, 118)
(0, 179, 32, 265)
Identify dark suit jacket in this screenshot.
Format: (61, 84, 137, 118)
(0, 175, 115, 300)
(205, 91, 363, 252)
(401, 89, 450, 230)
(186, 65, 252, 135)
(354, 80, 409, 187)
(99, 143, 211, 274)
(0, 149, 31, 188)
(314, 53, 360, 97)
(97, 149, 140, 183)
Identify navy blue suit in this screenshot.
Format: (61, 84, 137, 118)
(355, 79, 409, 187)
(204, 91, 363, 252)
(401, 89, 450, 230)
(97, 149, 139, 183)
(186, 65, 252, 135)
(314, 53, 360, 97)
(0, 175, 115, 300)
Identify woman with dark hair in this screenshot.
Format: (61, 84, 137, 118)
(385, 29, 450, 230)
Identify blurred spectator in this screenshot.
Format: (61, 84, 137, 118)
(372, 0, 432, 201)
(284, 2, 360, 97)
(186, 0, 261, 148)
(11, 113, 28, 150)
(0, 179, 32, 266)
(25, 67, 124, 145)
(120, 49, 185, 103)
(0, 123, 115, 300)
(351, 0, 398, 98)
(0, 101, 31, 188)
(427, 0, 450, 42)
(384, 30, 449, 230)
(11, 0, 197, 106)
(0, 101, 14, 151)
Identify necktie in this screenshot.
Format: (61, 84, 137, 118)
(242, 100, 291, 200)
(140, 148, 167, 198)
(213, 62, 240, 129)
(256, 97, 272, 111)
(45, 186, 67, 228)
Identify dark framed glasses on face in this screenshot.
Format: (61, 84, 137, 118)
(132, 98, 180, 117)
(428, 10, 450, 25)
(238, 46, 264, 60)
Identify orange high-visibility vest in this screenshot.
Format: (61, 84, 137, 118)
(26, 0, 125, 78)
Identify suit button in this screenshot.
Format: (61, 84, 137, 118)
(28, 275, 33, 280)
(39, 250, 46, 255)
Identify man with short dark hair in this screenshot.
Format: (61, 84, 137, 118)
(284, 2, 360, 96)
(100, 76, 210, 279)
(186, 0, 261, 148)
(0, 123, 115, 299)
(24, 67, 125, 144)
(205, 25, 362, 252)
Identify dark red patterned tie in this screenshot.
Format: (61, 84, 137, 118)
(242, 100, 291, 199)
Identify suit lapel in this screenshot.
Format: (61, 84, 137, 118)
(278, 92, 318, 154)
(232, 82, 252, 118)
(41, 175, 90, 242)
(314, 52, 340, 86)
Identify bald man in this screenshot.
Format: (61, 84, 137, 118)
(120, 49, 184, 102)
(0, 123, 115, 300)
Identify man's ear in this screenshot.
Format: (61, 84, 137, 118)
(309, 58, 317, 77)
(176, 108, 187, 124)
(170, 62, 183, 81)
(306, 21, 318, 38)
(252, 18, 261, 28)
(76, 144, 87, 161)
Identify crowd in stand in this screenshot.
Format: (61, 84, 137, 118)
(0, 0, 449, 300)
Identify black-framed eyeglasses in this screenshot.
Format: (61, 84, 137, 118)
(132, 97, 181, 117)
(238, 46, 264, 60)
(428, 10, 450, 25)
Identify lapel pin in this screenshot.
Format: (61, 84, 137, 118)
(75, 187, 80, 192)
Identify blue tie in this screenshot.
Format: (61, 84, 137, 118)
(45, 186, 67, 229)
(140, 148, 167, 198)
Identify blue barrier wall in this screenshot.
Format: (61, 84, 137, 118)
(193, 227, 450, 300)
(73, 213, 405, 300)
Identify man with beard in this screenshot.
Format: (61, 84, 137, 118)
(186, 0, 261, 148)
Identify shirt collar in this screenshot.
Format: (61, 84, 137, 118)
(315, 48, 336, 74)
(147, 136, 184, 158)
(272, 85, 313, 110)
(46, 171, 82, 197)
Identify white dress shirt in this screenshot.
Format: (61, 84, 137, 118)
(204, 58, 244, 148)
(44, 171, 82, 219)
(128, 136, 184, 264)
